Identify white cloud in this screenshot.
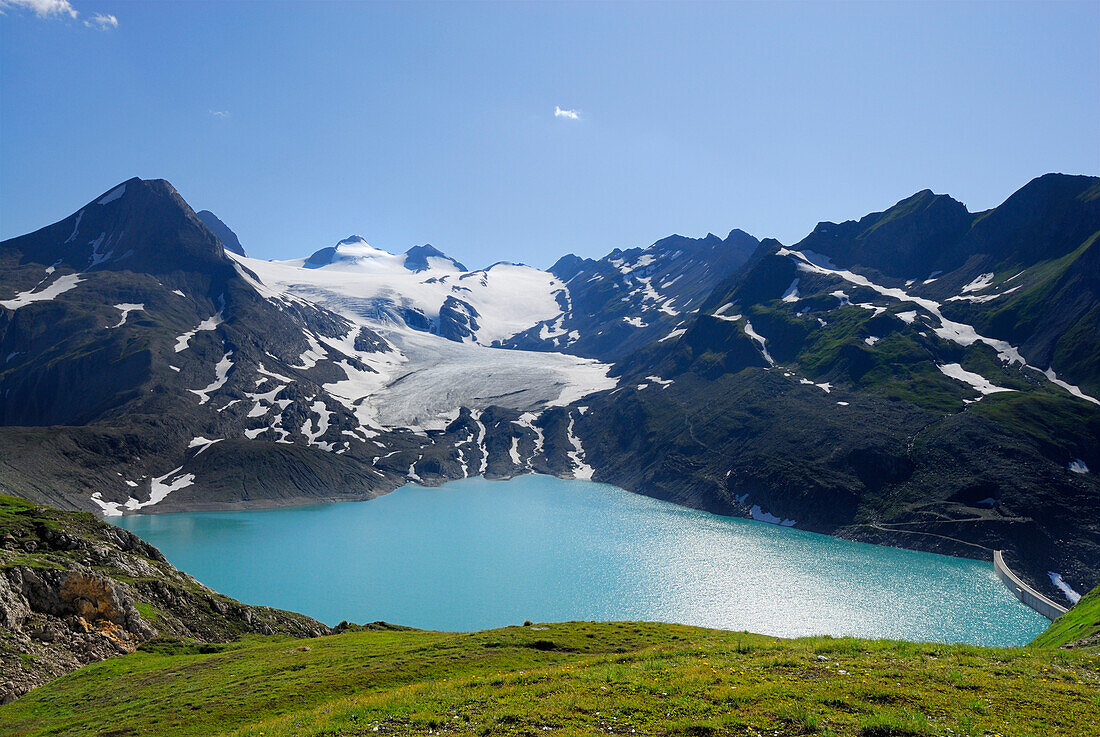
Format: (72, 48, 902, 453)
(209, 110, 231, 119)
(84, 12, 116, 29)
(554, 106, 580, 120)
(0, 0, 78, 18)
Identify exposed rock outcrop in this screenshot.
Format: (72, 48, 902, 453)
(0, 494, 330, 704)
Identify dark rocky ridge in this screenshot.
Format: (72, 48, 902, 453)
(503, 229, 761, 362)
(196, 209, 247, 256)
(405, 243, 467, 272)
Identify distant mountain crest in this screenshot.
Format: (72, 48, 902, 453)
(196, 210, 246, 256)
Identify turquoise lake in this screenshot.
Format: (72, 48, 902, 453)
(113, 475, 1049, 645)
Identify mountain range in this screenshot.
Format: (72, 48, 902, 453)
(1, 173, 1097, 603)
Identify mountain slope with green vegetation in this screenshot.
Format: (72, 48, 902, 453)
(581, 174, 1100, 603)
(1031, 585, 1100, 649)
(2, 619, 1097, 737)
(0, 494, 329, 704)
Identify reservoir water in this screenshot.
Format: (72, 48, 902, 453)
(114, 475, 1049, 645)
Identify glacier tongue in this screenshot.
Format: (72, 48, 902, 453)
(227, 250, 617, 436)
(366, 326, 616, 430)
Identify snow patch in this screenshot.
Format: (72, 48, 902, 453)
(301, 400, 334, 449)
(896, 311, 918, 324)
(781, 278, 800, 303)
(565, 412, 593, 480)
(750, 505, 796, 527)
(960, 272, 995, 293)
(91, 466, 195, 516)
(108, 303, 144, 328)
(65, 211, 84, 244)
(1069, 459, 1089, 474)
(515, 412, 545, 462)
(777, 247, 1100, 404)
(1, 273, 84, 311)
(174, 300, 225, 352)
(742, 321, 774, 365)
(946, 286, 1021, 304)
(188, 437, 223, 456)
(97, 184, 126, 205)
(864, 336, 879, 346)
(471, 409, 489, 475)
(1048, 573, 1082, 604)
(1042, 368, 1100, 407)
(937, 363, 1015, 396)
(190, 351, 234, 404)
(288, 330, 328, 370)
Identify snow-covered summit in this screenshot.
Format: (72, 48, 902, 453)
(236, 239, 568, 346)
(302, 236, 466, 274)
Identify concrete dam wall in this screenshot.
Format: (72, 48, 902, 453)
(994, 550, 1068, 621)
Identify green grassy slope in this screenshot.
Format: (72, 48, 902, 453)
(3, 621, 1097, 737)
(1031, 585, 1100, 649)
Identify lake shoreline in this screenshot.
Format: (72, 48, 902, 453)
(115, 475, 1049, 645)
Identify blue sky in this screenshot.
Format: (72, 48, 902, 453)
(2, 1, 1098, 269)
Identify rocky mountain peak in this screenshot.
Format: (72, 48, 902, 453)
(793, 188, 972, 278)
(404, 244, 467, 272)
(1, 177, 228, 275)
(548, 253, 587, 281)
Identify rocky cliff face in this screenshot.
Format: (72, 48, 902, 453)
(503, 229, 761, 362)
(0, 494, 329, 704)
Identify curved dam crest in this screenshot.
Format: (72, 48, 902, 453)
(113, 475, 1048, 646)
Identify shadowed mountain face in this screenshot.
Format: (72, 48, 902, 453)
(196, 210, 247, 256)
(0, 179, 397, 508)
(1, 174, 1097, 606)
(5, 179, 224, 277)
(587, 173, 1100, 601)
(0, 179, 612, 516)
